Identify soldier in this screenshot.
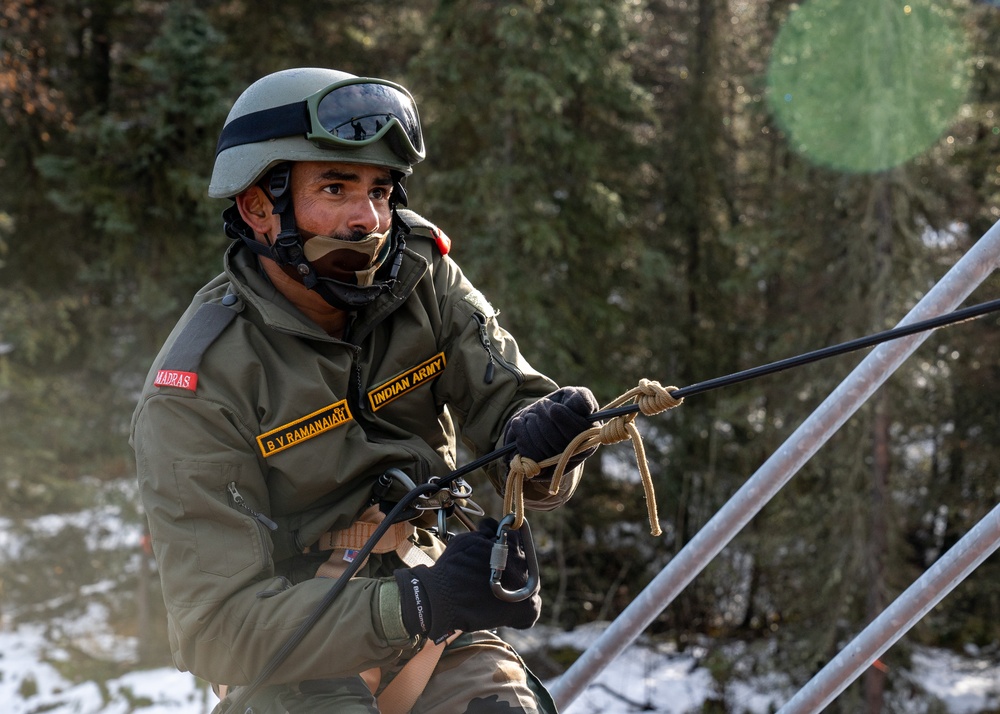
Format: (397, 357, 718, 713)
(131, 67, 598, 713)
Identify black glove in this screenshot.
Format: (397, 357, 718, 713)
(395, 518, 541, 640)
(504, 386, 600, 467)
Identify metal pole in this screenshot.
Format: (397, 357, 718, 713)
(550, 220, 1000, 710)
(777, 502, 1000, 714)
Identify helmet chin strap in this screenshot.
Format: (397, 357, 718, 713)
(223, 163, 410, 312)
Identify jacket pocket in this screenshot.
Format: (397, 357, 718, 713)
(173, 461, 263, 578)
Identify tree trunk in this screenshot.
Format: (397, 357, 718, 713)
(864, 389, 890, 714)
(863, 180, 894, 714)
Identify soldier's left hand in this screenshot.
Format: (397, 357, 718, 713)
(504, 386, 600, 468)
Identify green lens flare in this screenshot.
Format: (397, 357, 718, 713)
(766, 0, 971, 173)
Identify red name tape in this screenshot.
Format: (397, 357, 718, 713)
(154, 369, 198, 392)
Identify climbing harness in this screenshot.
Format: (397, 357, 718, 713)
(218, 296, 1000, 714)
(312, 504, 434, 580)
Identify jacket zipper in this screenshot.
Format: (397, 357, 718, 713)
(352, 353, 367, 415)
(228, 482, 278, 531)
(343, 315, 369, 419)
(344, 342, 430, 485)
(472, 312, 523, 385)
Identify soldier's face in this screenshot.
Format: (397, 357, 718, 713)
(288, 161, 394, 242)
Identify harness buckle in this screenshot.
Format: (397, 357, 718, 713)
(413, 477, 486, 536)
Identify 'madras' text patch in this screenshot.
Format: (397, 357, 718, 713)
(368, 353, 446, 411)
(154, 370, 198, 392)
(257, 400, 352, 458)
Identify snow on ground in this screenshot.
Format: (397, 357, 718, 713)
(549, 629, 721, 713)
(909, 647, 1000, 714)
(0, 623, 211, 714)
(531, 624, 793, 713)
(3, 616, 999, 714)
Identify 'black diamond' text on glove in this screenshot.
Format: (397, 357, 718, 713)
(395, 518, 541, 641)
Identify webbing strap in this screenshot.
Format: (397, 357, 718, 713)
(215, 101, 310, 155)
(314, 506, 433, 579)
(317, 519, 411, 554)
(374, 631, 462, 714)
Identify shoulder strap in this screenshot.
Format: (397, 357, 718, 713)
(397, 208, 452, 256)
(153, 300, 238, 392)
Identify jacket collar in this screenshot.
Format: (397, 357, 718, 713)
(223, 240, 429, 342)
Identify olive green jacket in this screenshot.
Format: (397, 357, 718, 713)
(130, 212, 580, 687)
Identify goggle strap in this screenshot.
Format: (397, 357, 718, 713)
(216, 102, 311, 156)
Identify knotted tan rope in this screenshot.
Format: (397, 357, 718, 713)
(503, 379, 683, 536)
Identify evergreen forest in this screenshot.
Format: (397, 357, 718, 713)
(2, 1, 1000, 712)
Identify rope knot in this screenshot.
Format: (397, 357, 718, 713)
(636, 378, 683, 416)
(598, 416, 633, 446)
(509, 454, 542, 481)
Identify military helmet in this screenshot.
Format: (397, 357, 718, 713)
(209, 67, 425, 199)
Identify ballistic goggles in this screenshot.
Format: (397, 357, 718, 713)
(216, 78, 424, 165)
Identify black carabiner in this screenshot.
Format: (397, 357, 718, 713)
(489, 514, 541, 602)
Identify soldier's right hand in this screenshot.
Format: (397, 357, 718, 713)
(394, 518, 541, 640)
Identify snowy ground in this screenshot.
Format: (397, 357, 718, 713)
(3, 616, 999, 714)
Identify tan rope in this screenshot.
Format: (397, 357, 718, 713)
(503, 379, 683, 536)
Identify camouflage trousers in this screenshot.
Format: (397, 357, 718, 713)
(229, 630, 557, 713)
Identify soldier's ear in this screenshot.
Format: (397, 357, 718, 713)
(235, 186, 276, 236)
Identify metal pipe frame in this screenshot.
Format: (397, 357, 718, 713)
(551, 220, 1000, 709)
(778, 501, 1000, 713)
